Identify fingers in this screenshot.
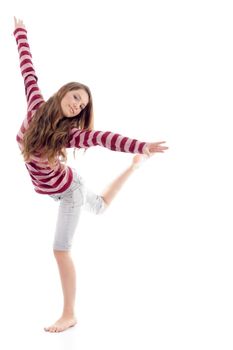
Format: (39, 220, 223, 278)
(14, 16, 25, 29)
(148, 146, 169, 151)
(150, 148, 168, 153)
(144, 141, 169, 155)
(152, 146, 169, 151)
(154, 141, 167, 145)
(152, 142, 168, 147)
(149, 141, 168, 148)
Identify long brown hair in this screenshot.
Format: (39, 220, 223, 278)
(22, 82, 94, 167)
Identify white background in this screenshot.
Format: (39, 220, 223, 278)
(0, 1, 233, 349)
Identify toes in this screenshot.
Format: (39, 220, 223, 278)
(44, 319, 76, 333)
(56, 326, 63, 332)
(44, 326, 57, 332)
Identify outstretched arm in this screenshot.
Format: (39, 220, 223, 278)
(66, 128, 168, 155)
(13, 17, 44, 113)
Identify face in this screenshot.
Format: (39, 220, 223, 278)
(61, 88, 89, 118)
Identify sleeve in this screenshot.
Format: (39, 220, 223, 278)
(14, 27, 44, 113)
(66, 128, 147, 154)
(14, 27, 45, 147)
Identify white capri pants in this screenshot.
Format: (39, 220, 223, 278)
(49, 169, 107, 251)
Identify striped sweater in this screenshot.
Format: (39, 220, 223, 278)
(14, 27, 147, 195)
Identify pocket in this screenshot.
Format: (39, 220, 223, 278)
(73, 173, 85, 186)
(49, 172, 85, 202)
(73, 186, 84, 206)
(49, 194, 62, 201)
(61, 186, 84, 207)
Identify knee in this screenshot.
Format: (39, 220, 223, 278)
(101, 196, 110, 208)
(53, 249, 71, 259)
(98, 196, 109, 214)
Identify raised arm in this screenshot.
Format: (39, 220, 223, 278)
(13, 17, 44, 113)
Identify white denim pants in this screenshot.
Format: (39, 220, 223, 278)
(49, 169, 106, 251)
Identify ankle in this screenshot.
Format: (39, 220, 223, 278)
(130, 164, 138, 171)
(62, 310, 76, 318)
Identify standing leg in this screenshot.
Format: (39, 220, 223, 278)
(44, 185, 84, 333)
(44, 251, 77, 333)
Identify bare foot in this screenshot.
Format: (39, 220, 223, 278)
(132, 154, 150, 169)
(44, 315, 77, 333)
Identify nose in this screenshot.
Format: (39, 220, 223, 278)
(73, 102, 79, 112)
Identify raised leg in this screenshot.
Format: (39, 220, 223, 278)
(101, 154, 146, 206)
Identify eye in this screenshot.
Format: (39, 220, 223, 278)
(74, 94, 80, 100)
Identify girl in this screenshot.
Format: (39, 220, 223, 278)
(13, 17, 168, 333)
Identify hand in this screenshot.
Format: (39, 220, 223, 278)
(14, 16, 25, 30)
(144, 141, 168, 157)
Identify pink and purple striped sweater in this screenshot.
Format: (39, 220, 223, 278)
(14, 27, 147, 195)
